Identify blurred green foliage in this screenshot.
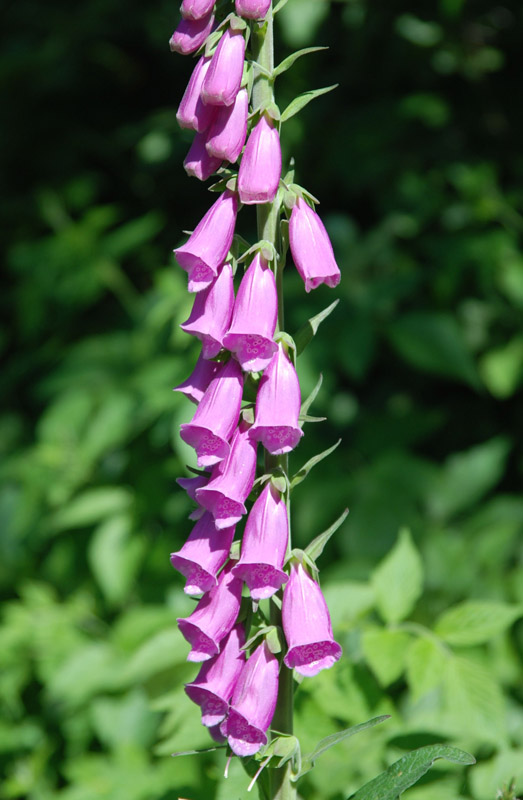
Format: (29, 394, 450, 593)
(1, 0, 522, 798)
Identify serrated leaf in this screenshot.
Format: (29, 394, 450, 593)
(406, 636, 447, 701)
(305, 508, 349, 562)
(294, 300, 339, 355)
(348, 745, 475, 800)
(371, 529, 423, 624)
(297, 716, 390, 779)
(362, 629, 411, 687)
(280, 84, 338, 123)
(273, 46, 328, 78)
(443, 655, 506, 743)
(300, 373, 323, 416)
(290, 439, 341, 488)
(434, 601, 523, 646)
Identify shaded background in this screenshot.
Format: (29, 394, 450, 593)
(1, 0, 523, 798)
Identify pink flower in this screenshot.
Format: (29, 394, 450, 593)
(222, 640, 279, 756)
(201, 28, 245, 107)
(177, 56, 216, 133)
(169, 12, 215, 55)
(177, 473, 209, 520)
(173, 349, 221, 404)
(184, 131, 223, 181)
(222, 253, 278, 372)
(179, 357, 243, 468)
(171, 511, 235, 595)
(205, 87, 248, 163)
(289, 197, 341, 292)
(174, 190, 237, 293)
(282, 561, 342, 677)
(235, 0, 271, 20)
(232, 482, 289, 599)
(185, 624, 246, 727)
(249, 343, 303, 454)
(180, 262, 234, 359)
(238, 115, 281, 204)
(180, 0, 215, 21)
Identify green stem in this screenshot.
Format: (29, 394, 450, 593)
(252, 7, 295, 800)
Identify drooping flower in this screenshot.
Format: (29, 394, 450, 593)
(171, 511, 235, 594)
(179, 356, 243, 467)
(196, 421, 257, 529)
(205, 87, 248, 163)
(180, 0, 215, 21)
(221, 640, 279, 756)
(174, 190, 237, 293)
(177, 473, 209, 520)
(234, 0, 271, 20)
(184, 131, 223, 181)
(288, 197, 341, 292)
(180, 262, 234, 359)
(169, 12, 215, 55)
(177, 562, 243, 661)
(185, 624, 246, 726)
(282, 560, 342, 676)
(176, 56, 216, 133)
(174, 349, 221, 404)
(249, 343, 303, 454)
(237, 114, 281, 205)
(222, 253, 278, 372)
(201, 28, 245, 107)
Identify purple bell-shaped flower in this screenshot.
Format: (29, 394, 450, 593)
(180, 0, 215, 21)
(170, 511, 235, 595)
(180, 262, 234, 359)
(201, 28, 245, 107)
(289, 197, 341, 292)
(237, 114, 281, 205)
(169, 12, 215, 55)
(173, 349, 221, 405)
(235, 0, 271, 20)
(177, 473, 209, 520)
(177, 56, 216, 133)
(205, 87, 249, 163)
(184, 131, 223, 181)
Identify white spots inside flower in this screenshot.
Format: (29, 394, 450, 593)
(200, 432, 221, 454)
(250, 565, 272, 584)
(202, 696, 224, 716)
(191, 264, 212, 281)
(217, 497, 240, 516)
(243, 334, 265, 355)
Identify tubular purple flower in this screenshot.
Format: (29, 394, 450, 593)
(235, 0, 271, 20)
(179, 357, 243, 467)
(180, 0, 215, 21)
(180, 262, 234, 359)
(221, 640, 279, 756)
(169, 12, 215, 55)
(174, 350, 221, 404)
(171, 511, 235, 595)
(237, 114, 282, 205)
(185, 624, 246, 727)
(174, 189, 238, 293)
(201, 28, 246, 107)
(282, 561, 342, 677)
(177, 562, 243, 661)
(176, 56, 216, 133)
(249, 343, 304, 455)
(184, 131, 223, 181)
(289, 197, 341, 292)
(222, 253, 278, 372)
(205, 87, 248, 163)
(196, 422, 257, 529)
(232, 482, 289, 599)
(177, 473, 209, 520)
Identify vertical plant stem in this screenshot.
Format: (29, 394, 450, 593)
(252, 7, 296, 800)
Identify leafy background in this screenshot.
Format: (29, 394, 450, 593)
(1, 0, 523, 798)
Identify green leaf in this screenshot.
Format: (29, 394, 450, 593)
(479, 337, 523, 398)
(88, 514, 145, 606)
(290, 439, 341, 489)
(280, 85, 338, 123)
(362, 629, 411, 687)
(434, 601, 523, 646)
(171, 746, 222, 757)
(348, 745, 475, 800)
(300, 373, 323, 417)
(406, 636, 447, 701)
(469, 749, 523, 800)
(272, 0, 290, 14)
(273, 46, 328, 78)
(395, 14, 443, 47)
(371, 529, 423, 624)
(50, 487, 133, 532)
(443, 655, 506, 743)
(298, 716, 390, 779)
(305, 509, 349, 562)
(294, 300, 339, 355)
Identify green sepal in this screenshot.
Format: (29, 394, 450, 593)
(287, 548, 318, 580)
(257, 734, 301, 773)
(265, 625, 284, 654)
(241, 624, 277, 652)
(275, 330, 297, 361)
(280, 84, 339, 123)
(301, 373, 322, 416)
(242, 407, 255, 425)
(283, 160, 295, 185)
(289, 183, 320, 205)
(203, 28, 224, 57)
(270, 473, 289, 494)
(273, 47, 329, 79)
(250, 60, 273, 79)
(237, 238, 277, 264)
(298, 413, 326, 425)
(290, 439, 341, 489)
(280, 218, 290, 262)
(273, 0, 290, 14)
(229, 14, 247, 31)
(305, 508, 349, 562)
(348, 744, 476, 800)
(294, 299, 340, 355)
(229, 540, 241, 561)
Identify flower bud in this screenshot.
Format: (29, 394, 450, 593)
(180, 262, 234, 359)
(174, 190, 238, 293)
(205, 87, 248, 163)
(282, 561, 342, 676)
(201, 28, 245, 107)
(184, 131, 223, 181)
(234, 0, 271, 20)
(171, 511, 235, 595)
(179, 357, 243, 468)
(222, 253, 278, 372)
(180, 0, 215, 21)
(249, 343, 303, 455)
(232, 482, 289, 599)
(169, 12, 215, 55)
(238, 115, 282, 204)
(289, 197, 341, 292)
(177, 56, 216, 133)
(177, 562, 243, 661)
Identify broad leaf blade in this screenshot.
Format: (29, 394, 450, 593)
(297, 716, 390, 779)
(291, 439, 341, 488)
(305, 508, 349, 562)
(294, 299, 339, 355)
(281, 85, 339, 123)
(273, 46, 328, 78)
